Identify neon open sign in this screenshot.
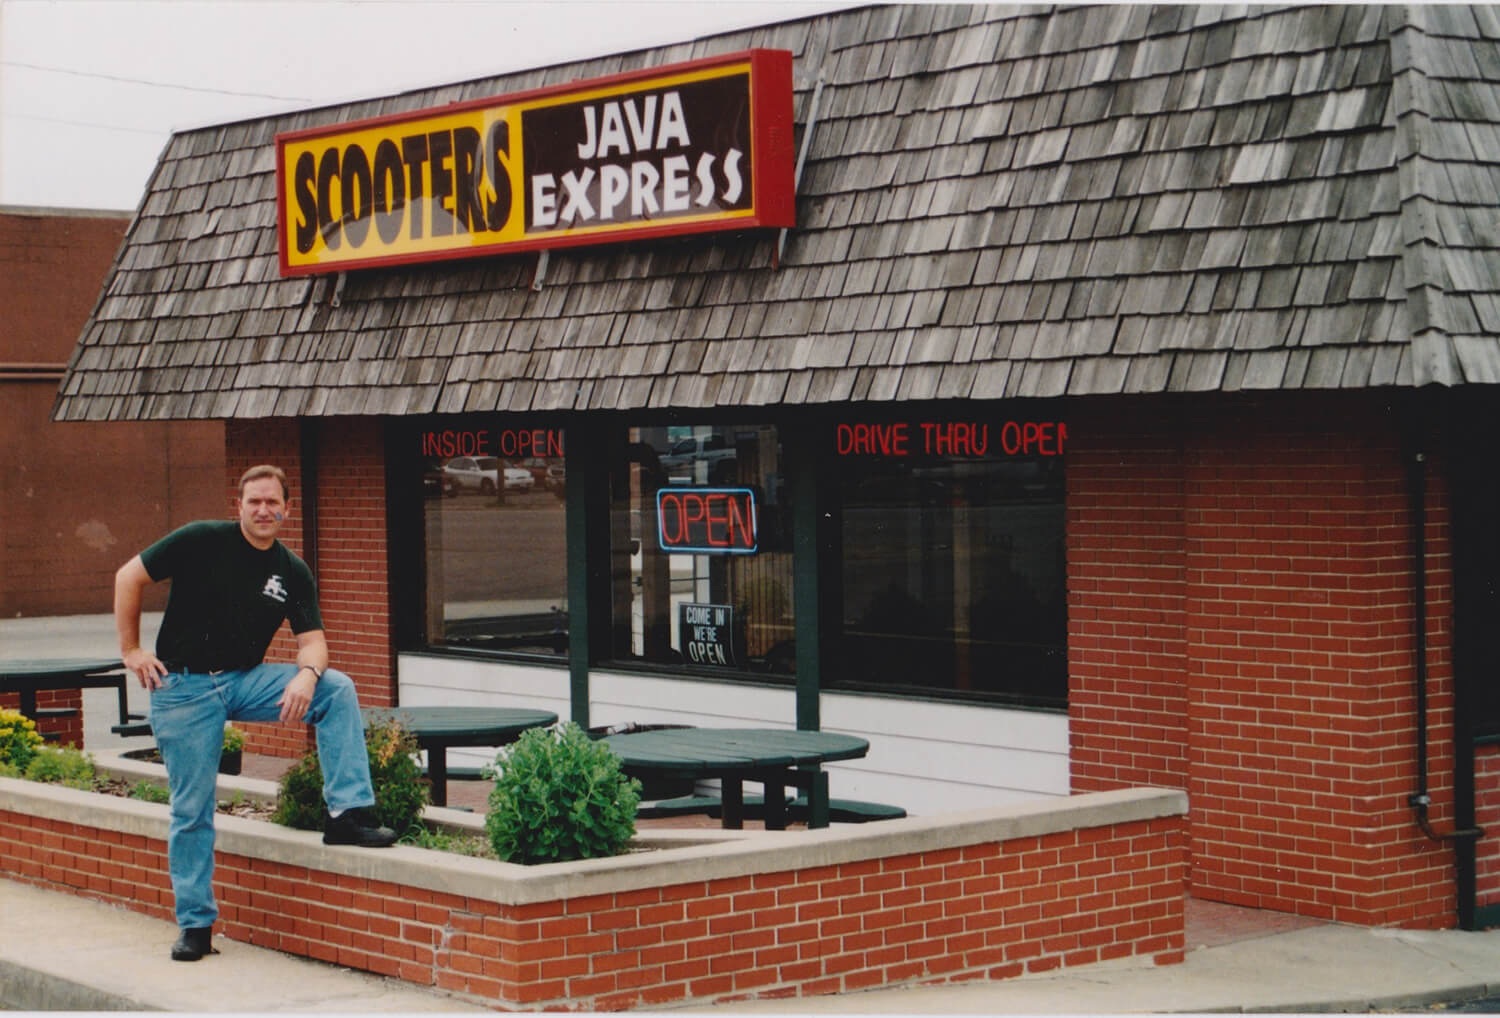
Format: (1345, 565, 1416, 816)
(656, 487, 757, 554)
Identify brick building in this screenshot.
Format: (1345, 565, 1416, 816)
(0, 206, 224, 619)
(55, 5, 1500, 929)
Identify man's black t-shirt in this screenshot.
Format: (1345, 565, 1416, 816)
(140, 520, 322, 672)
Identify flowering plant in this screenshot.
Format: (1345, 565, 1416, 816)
(0, 708, 44, 772)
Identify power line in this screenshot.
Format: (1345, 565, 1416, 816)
(1, 59, 312, 102)
(1, 111, 165, 136)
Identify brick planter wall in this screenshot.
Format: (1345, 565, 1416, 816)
(0, 780, 1186, 1011)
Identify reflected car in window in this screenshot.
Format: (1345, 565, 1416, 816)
(424, 460, 459, 498)
(442, 456, 533, 494)
(442, 456, 496, 494)
(503, 462, 535, 490)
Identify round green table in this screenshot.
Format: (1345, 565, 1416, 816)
(600, 727, 870, 829)
(362, 706, 557, 806)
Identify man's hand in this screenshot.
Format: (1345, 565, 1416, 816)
(278, 668, 318, 722)
(124, 647, 167, 690)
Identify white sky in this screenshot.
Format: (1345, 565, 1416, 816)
(0, 0, 852, 211)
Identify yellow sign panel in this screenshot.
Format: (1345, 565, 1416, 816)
(276, 50, 794, 276)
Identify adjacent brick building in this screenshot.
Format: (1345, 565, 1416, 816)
(53, 4, 1500, 932)
(0, 206, 224, 619)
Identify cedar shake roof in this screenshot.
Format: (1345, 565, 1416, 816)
(55, 4, 1500, 421)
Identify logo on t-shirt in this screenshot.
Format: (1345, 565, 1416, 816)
(261, 575, 289, 603)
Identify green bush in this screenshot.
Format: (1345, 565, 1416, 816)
(129, 780, 171, 804)
(367, 718, 428, 835)
(23, 745, 96, 789)
(272, 716, 428, 837)
(0, 708, 44, 771)
(272, 748, 325, 830)
(485, 722, 640, 865)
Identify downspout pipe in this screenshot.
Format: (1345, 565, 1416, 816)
(1404, 446, 1483, 925)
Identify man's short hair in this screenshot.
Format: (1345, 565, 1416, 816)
(238, 464, 290, 500)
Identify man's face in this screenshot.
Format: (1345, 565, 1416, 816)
(237, 477, 288, 548)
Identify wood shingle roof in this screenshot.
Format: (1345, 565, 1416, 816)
(55, 4, 1500, 421)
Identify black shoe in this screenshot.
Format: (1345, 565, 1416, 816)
(323, 807, 398, 847)
(171, 927, 218, 961)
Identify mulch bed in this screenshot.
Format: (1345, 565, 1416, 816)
(93, 774, 277, 821)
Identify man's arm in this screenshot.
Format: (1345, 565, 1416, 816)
(278, 629, 331, 723)
(115, 555, 167, 689)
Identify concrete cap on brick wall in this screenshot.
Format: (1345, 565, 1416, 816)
(1, 770, 1185, 907)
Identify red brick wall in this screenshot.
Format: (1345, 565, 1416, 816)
(0, 804, 1186, 1011)
(1067, 409, 1189, 791)
(313, 418, 397, 708)
(224, 419, 394, 757)
(1070, 395, 1456, 927)
(0, 209, 126, 364)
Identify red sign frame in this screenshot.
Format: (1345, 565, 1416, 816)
(275, 49, 795, 277)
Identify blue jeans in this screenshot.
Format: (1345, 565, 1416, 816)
(149, 664, 376, 929)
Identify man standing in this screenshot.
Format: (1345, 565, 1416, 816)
(115, 464, 397, 963)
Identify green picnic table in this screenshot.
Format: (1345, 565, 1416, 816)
(599, 727, 870, 830)
(0, 657, 137, 736)
(362, 706, 556, 807)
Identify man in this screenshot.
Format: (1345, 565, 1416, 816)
(115, 464, 397, 963)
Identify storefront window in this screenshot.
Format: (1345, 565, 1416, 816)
(419, 424, 568, 655)
(831, 421, 1067, 706)
(608, 424, 795, 674)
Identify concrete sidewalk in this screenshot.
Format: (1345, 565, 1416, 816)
(4, 876, 1499, 1013)
(0, 879, 484, 1012)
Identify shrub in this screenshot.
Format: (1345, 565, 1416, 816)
(23, 745, 96, 789)
(485, 722, 640, 865)
(129, 780, 171, 804)
(272, 749, 325, 830)
(272, 716, 428, 837)
(366, 718, 428, 835)
(222, 724, 245, 753)
(0, 708, 44, 771)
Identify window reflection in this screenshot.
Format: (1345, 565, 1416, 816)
(422, 439, 568, 655)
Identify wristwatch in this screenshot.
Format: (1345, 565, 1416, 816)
(300, 665, 324, 681)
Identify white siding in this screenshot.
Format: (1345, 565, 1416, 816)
(397, 656, 1070, 815)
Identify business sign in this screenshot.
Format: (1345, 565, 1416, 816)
(276, 49, 794, 276)
(656, 487, 757, 554)
(836, 420, 1069, 458)
(420, 425, 563, 459)
(679, 602, 739, 667)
